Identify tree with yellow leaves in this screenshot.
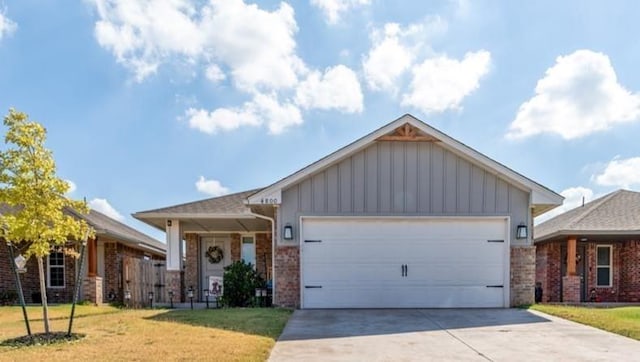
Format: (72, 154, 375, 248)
(0, 109, 94, 336)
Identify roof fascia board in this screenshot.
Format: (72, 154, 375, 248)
(133, 212, 256, 219)
(535, 229, 640, 242)
(248, 114, 563, 207)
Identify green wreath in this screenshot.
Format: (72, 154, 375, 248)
(206, 246, 224, 264)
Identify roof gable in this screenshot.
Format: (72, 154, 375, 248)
(535, 189, 640, 241)
(248, 114, 563, 215)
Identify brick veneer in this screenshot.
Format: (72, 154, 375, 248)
(274, 245, 299, 308)
(83, 276, 103, 305)
(562, 275, 581, 303)
(230, 234, 241, 261)
(535, 242, 561, 302)
(165, 270, 182, 302)
(511, 246, 536, 306)
(0, 242, 77, 303)
(537, 240, 640, 303)
(185, 233, 199, 300)
(619, 240, 640, 302)
(255, 233, 272, 280)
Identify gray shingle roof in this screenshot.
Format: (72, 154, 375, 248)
(535, 189, 640, 241)
(134, 188, 263, 216)
(79, 209, 165, 254)
(0, 203, 165, 255)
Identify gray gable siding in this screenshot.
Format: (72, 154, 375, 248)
(280, 141, 530, 245)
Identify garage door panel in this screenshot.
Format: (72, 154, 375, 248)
(301, 218, 508, 309)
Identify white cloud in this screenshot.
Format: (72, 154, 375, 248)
(535, 186, 595, 224)
(90, 0, 305, 88)
(362, 20, 448, 94)
(362, 23, 418, 94)
(195, 176, 230, 197)
(186, 105, 260, 134)
(205, 64, 225, 83)
(0, 8, 17, 40)
(507, 50, 640, 140)
(65, 180, 77, 195)
(89, 198, 124, 221)
(295, 65, 363, 113)
(593, 156, 640, 189)
(186, 92, 302, 135)
(310, 0, 370, 24)
(401, 50, 491, 113)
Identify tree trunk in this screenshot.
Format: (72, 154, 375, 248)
(37, 256, 51, 335)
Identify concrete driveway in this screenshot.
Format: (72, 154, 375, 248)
(268, 309, 640, 361)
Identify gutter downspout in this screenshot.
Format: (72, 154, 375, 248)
(249, 208, 276, 306)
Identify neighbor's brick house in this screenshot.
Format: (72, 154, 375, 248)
(135, 114, 563, 309)
(535, 189, 640, 303)
(0, 209, 164, 305)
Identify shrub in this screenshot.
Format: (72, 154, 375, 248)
(220, 260, 264, 307)
(0, 289, 18, 305)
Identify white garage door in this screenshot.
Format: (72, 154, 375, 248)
(301, 217, 509, 309)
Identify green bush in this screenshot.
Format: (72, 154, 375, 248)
(220, 260, 264, 307)
(0, 289, 18, 305)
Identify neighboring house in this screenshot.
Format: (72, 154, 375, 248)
(535, 189, 640, 303)
(0, 209, 165, 305)
(134, 114, 563, 308)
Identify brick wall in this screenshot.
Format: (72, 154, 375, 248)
(562, 275, 581, 302)
(230, 234, 241, 261)
(83, 276, 103, 305)
(511, 246, 536, 306)
(185, 233, 199, 300)
(537, 239, 640, 303)
(274, 245, 299, 308)
(619, 240, 640, 302)
(255, 233, 272, 281)
(0, 243, 78, 304)
(535, 242, 561, 302)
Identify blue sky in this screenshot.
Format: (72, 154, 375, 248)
(1, 0, 640, 240)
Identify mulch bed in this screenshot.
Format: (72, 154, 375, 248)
(0, 332, 85, 347)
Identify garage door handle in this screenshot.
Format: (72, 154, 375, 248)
(305, 285, 322, 289)
(304, 239, 322, 243)
(486, 285, 504, 288)
(406, 264, 408, 277)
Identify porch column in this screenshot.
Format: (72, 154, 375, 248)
(87, 237, 97, 277)
(567, 236, 577, 276)
(165, 219, 183, 301)
(562, 235, 581, 303)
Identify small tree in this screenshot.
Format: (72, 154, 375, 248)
(0, 109, 93, 335)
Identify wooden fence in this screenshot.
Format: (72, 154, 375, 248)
(122, 256, 166, 307)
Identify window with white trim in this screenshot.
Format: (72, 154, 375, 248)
(241, 236, 255, 267)
(596, 245, 612, 287)
(48, 251, 65, 288)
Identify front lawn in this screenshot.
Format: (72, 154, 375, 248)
(530, 304, 640, 340)
(0, 305, 292, 361)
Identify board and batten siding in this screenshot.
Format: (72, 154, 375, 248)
(280, 141, 530, 245)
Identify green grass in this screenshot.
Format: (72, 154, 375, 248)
(530, 305, 640, 340)
(0, 305, 292, 361)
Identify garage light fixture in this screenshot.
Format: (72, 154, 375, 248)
(516, 223, 528, 239)
(283, 224, 293, 240)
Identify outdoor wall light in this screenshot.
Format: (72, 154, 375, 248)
(516, 223, 528, 239)
(283, 224, 293, 240)
(167, 220, 172, 227)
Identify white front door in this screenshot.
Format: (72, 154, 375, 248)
(301, 217, 509, 309)
(201, 236, 230, 293)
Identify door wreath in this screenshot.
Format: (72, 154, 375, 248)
(206, 245, 224, 264)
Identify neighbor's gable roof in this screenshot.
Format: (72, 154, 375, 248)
(133, 188, 263, 219)
(247, 114, 563, 216)
(535, 189, 640, 242)
(0, 204, 165, 255)
(68, 209, 166, 255)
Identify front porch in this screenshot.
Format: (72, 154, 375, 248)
(133, 191, 279, 305)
